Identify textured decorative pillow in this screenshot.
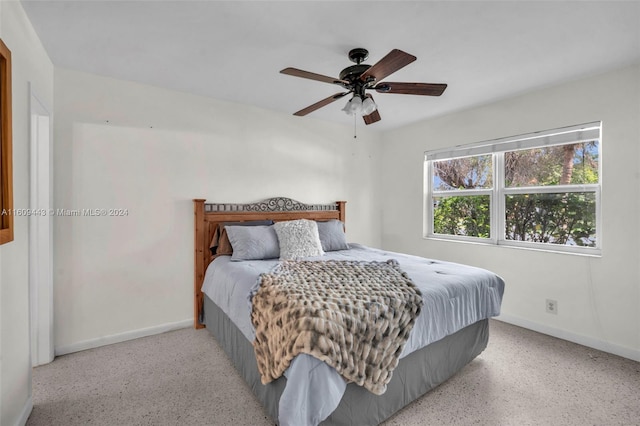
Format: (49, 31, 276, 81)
(274, 219, 324, 260)
(210, 220, 273, 256)
(316, 220, 349, 252)
(225, 225, 280, 261)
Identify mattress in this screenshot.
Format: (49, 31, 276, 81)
(201, 243, 504, 425)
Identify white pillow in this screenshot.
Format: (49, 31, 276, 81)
(274, 219, 324, 260)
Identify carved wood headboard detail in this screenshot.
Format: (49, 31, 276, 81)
(193, 197, 346, 329)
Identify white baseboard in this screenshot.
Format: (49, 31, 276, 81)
(16, 395, 33, 426)
(55, 319, 192, 356)
(495, 314, 640, 362)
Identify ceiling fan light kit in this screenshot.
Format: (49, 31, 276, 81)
(281, 47, 447, 125)
(342, 95, 377, 116)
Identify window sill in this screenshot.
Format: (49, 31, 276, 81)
(423, 235, 602, 257)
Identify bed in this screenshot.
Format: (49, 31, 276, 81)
(193, 197, 505, 426)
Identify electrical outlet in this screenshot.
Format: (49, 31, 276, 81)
(546, 299, 558, 315)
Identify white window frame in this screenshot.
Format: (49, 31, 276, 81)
(424, 122, 602, 255)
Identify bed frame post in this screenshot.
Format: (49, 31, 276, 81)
(337, 201, 346, 229)
(193, 199, 206, 329)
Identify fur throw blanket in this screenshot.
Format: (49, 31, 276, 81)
(251, 259, 423, 395)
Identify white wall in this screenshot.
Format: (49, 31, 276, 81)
(0, 1, 54, 425)
(380, 64, 640, 360)
(53, 68, 382, 352)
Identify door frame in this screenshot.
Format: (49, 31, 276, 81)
(29, 84, 54, 366)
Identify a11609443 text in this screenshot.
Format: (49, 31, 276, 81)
(1, 208, 129, 217)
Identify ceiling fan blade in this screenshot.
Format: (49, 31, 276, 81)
(293, 92, 351, 116)
(359, 49, 416, 83)
(374, 82, 447, 96)
(363, 109, 381, 125)
(362, 94, 381, 125)
(281, 67, 349, 86)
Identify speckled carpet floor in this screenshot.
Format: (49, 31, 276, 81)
(28, 319, 640, 426)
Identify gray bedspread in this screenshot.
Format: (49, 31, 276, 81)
(201, 243, 504, 426)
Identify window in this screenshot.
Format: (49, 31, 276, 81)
(0, 38, 13, 245)
(425, 123, 601, 254)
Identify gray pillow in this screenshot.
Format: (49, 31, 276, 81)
(274, 219, 324, 260)
(210, 220, 274, 255)
(316, 220, 349, 252)
(225, 225, 280, 261)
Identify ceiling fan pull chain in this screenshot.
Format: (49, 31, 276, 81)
(353, 113, 357, 139)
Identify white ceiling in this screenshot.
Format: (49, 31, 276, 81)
(20, 0, 640, 131)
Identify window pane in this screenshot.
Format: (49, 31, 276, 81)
(433, 155, 492, 190)
(505, 141, 599, 187)
(433, 195, 490, 238)
(505, 192, 596, 247)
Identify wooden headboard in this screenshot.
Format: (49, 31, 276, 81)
(193, 197, 346, 329)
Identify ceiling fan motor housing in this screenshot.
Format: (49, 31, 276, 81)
(340, 48, 376, 93)
(339, 64, 371, 84)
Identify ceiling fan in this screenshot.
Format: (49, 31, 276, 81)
(280, 48, 447, 125)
